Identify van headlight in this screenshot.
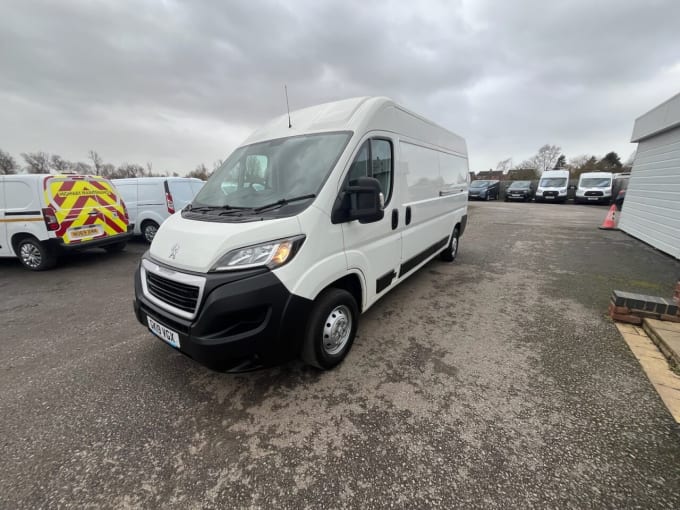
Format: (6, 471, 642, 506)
(211, 235, 305, 272)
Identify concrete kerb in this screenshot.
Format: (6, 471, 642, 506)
(643, 318, 680, 371)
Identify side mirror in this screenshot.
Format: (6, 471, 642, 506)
(331, 177, 385, 224)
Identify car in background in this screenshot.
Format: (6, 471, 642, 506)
(615, 189, 626, 210)
(112, 177, 204, 242)
(504, 181, 535, 202)
(468, 180, 500, 200)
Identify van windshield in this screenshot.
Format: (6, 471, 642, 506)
(580, 177, 611, 188)
(192, 132, 351, 209)
(539, 178, 566, 187)
(508, 181, 531, 189)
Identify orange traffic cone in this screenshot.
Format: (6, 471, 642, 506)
(599, 204, 618, 230)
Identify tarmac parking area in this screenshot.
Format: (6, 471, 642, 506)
(1, 201, 679, 508)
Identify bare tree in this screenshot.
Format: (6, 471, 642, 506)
(88, 150, 103, 176)
(100, 163, 116, 177)
(0, 149, 18, 174)
(527, 144, 562, 173)
(495, 158, 513, 173)
(71, 161, 93, 174)
(22, 152, 51, 174)
(188, 163, 209, 180)
(50, 154, 71, 173)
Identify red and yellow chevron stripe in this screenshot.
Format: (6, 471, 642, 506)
(43, 176, 128, 244)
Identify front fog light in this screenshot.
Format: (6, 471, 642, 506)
(211, 235, 305, 272)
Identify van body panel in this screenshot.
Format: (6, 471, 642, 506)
(133, 97, 469, 369)
(149, 212, 302, 273)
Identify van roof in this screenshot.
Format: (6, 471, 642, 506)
(241, 96, 467, 155)
(578, 172, 613, 178)
(0, 174, 109, 183)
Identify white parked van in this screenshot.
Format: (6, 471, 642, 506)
(112, 177, 204, 242)
(535, 169, 570, 203)
(0, 174, 132, 270)
(575, 171, 613, 204)
(133, 97, 469, 371)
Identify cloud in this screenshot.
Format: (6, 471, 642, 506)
(0, 0, 679, 173)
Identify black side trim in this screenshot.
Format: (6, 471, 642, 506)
(460, 214, 468, 235)
(399, 237, 448, 277)
(376, 270, 396, 294)
(5, 211, 41, 216)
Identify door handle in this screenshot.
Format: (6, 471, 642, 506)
(391, 209, 398, 230)
(405, 206, 412, 226)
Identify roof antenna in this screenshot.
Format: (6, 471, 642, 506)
(284, 85, 292, 128)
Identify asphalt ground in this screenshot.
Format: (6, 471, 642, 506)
(1, 201, 680, 509)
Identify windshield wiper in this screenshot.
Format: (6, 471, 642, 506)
(186, 204, 251, 214)
(253, 194, 316, 213)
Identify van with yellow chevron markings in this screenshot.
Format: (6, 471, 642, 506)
(0, 174, 133, 270)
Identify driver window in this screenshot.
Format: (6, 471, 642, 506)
(346, 138, 393, 204)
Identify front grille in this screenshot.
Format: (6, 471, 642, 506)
(146, 272, 199, 313)
(543, 191, 558, 197)
(585, 191, 603, 196)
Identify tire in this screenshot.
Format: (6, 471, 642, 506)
(104, 241, 127, 253)
(484, 194, 490, 201)
(440, 226, 460, 262)
(16, 237, 56, 271)
(302, 288, 359, 370)
(142, 221, 159, 243)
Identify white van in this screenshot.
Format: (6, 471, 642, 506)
(575, 171, 613, 204)
(0, 174, 132, 270)
(133, 97, 469, 371)
(112, 177, 204, 242)
(534, 169, 570, 203)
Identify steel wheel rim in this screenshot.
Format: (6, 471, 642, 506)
(144, 224, 158, 242)
(451, 235, 458, 258)
(322, 305, 352, 356)
(20, 243, 41, 268)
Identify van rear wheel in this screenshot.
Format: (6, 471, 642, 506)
(16, 237, 56, 271)
(302, 288, 358, 370)
(440, 226, 460, 262)
(142, 221, 159, 243)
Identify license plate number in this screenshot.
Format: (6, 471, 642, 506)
(588, 197, 598, 201)
(545, 196, 554, 200)
(147, 316, 180, 348)
(69, 226, 102, 239)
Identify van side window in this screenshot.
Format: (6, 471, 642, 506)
(347, 139, 393, 204)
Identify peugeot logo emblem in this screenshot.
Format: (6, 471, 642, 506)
(169, 243, 180, 259)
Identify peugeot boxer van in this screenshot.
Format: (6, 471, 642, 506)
(0, 174, 132, 270)
(133, 97, 469, 371)
(534, 169, 570, 203)
(113, 177, 204, 242)
(575, 172, 613, 204)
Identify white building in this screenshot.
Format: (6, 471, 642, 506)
(620, 92, 680, 260)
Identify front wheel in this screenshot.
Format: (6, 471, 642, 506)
(16, 237, 56, 271)
(440, 226, 460, 262)
(302, 288, 359, 370)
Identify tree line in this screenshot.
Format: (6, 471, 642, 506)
(0, 148, 219, 180)
(488, 144, 633, 180)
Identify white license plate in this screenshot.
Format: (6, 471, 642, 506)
(69, 225, 102, 239)
(587, 197, 598, 201)
(147, 316, 180, 348)
(545, 196, 554, 200)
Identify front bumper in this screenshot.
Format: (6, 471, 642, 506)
(133, 261, 311, 371)
(575, 196, 611, 204)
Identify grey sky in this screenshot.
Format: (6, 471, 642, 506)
(1, 0, 679, 174)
